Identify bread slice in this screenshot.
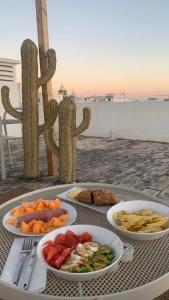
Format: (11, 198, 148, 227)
(76, 189, 118, 206)
(76, 190, 93, 203)
(92, 189, 118, 206)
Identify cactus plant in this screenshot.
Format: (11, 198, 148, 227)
(1, 39, 58, 178)
(44, 97, 91, 183)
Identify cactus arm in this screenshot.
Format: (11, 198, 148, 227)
(72, 107, 91, 136)
(1, 86, 22, 120)
(39, 99, 59, 134)
(44, 128, 59, 156)
(42, 99, 59, 156)
(37, 49, 56, 87)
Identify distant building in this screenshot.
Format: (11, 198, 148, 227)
(148, 97, 158, 101)
(105, 93, 114, 102)
(58, 83, 67, 96)
(74, 93, 115, 103)
(147, 95, 169, 102)
(54, 83, 69, 103)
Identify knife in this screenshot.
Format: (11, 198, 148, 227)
(21, 241, 38, 290)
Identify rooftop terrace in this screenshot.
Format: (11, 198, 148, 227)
(1, 136, 169, 203)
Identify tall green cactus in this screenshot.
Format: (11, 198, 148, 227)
(45, 97, 91, 183)
(1, 39, 58, 178)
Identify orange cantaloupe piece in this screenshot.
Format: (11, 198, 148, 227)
(42, 200, 49, 208)
(54, 198, 61, 208)
(6, 219, 16, 225)
(36, 202, 44, 211)
(32, 222, 42, 234)
(32, 201, 38, 210)
(29, 220, 37, 225)
(22, 202, 30, 208)
(47, 218, 54, 227)
(48, 201, 57, 209)
(36, 199, 44, 206)
(59, 214, 68, 222)
(50, 217, 64, 228)
(19, 207, 26, 215)
(28, 220, 36, 228)
(48, 199, 61, 210)
(21, 221, 31, 233)
(11, 208, 21, 217)
(40, 225, 48, 234)
(25, 207, 34, 213)
(35, 220, 44, 226)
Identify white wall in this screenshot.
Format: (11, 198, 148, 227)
(4, 99, 169, 142)
(76, 102, 169, 142)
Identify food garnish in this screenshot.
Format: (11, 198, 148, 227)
(113, 209, 168, 233)
(43, 230, 114, 272)
(68, 188, 82, 199)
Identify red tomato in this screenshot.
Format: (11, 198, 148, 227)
(65, 230, 77, 238)
(54, 244, 65, 253)
(46, 246, 59, 262)
(55, 233, 65, 245)
(62, 236, 78, 248)
(44, 244, 65, 262)
(44, 240, 56, 247)
(78, 232, 92, 243)
(54, 248, 72, 269)
(43, 245, 50, 258)
(49, 258, 56, 267)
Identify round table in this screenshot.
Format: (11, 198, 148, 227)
(0, 183, 169, 300)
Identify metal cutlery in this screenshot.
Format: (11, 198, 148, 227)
(21, 241, 38, 290)
(13, 238, 33, 285)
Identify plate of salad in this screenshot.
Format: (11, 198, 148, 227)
(37, 225, 123, 281)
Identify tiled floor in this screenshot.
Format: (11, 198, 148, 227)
(1, 136, 169, 201)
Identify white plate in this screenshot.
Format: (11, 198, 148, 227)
(37, 224, 123, 281)
(2, 202, 77, 237)
(107, 200, 169, 241)
(58, 187, 121, 214)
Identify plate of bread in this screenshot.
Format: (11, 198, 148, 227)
(57, 187, 120, 213)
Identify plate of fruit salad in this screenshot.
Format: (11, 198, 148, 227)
(37, 225, 123, 281)
(2, 198, 77, 236)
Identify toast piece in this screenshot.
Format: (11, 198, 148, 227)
(76, 189, 118, 206)
(76, 190, 93, 204)
(92, 190, 118, 206)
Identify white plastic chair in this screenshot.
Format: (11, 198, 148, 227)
(0, 109, 22, 180)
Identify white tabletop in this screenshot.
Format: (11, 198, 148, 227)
(0, 183, 169, 300)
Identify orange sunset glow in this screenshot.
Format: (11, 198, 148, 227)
(9, 0, 169, 100)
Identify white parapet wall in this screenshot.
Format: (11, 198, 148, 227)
(76, 101, 169, 142)
(5, 98, 169, 142)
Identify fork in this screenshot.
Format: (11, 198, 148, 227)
(13, 238, 33, 285)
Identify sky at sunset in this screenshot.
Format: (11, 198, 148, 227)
(0, 0, 169, 98)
